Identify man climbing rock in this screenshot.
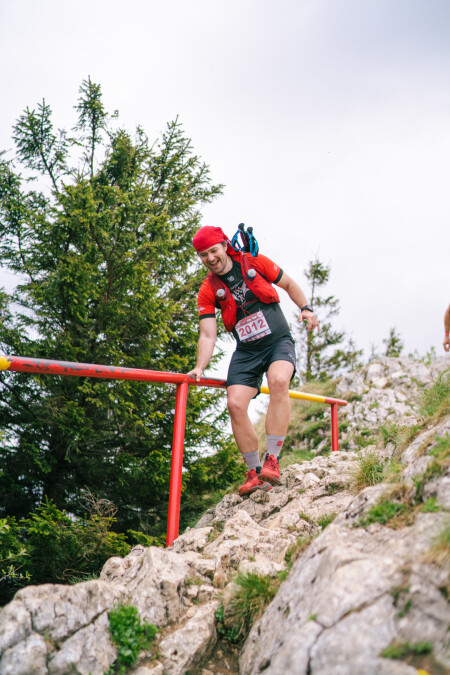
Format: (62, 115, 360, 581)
(443, 304, 450, 352)
(187, 225, 320, 496)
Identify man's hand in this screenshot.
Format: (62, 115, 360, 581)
(444, 335, 450, 352)
(187, 366, 204, 381)
(301, 310, 320, 332)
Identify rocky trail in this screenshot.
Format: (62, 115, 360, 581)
(0, 356, 449, 675)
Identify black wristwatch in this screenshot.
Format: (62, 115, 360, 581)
(301, 305, 314, 313)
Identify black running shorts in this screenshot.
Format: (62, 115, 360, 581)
(226, 336, 296, 394)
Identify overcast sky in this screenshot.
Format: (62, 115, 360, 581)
(1, 0, 449, 380)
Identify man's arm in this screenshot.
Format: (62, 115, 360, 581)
(444, 304, 450, 352)
(187, 317, 217, 381)
(276, 272, 320, 331)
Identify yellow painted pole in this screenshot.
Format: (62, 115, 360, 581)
(260, 385, 347, 406)
(0, 355, 12, 371)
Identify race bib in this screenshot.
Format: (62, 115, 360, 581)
(235, 311, 272, 342)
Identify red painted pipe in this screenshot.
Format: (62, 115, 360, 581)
(324, 395, 347, 407)
(2, 355, 226, 389)
(166, 381, 189, 547)
(331, 403, 339, 452)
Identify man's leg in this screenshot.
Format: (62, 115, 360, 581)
(265, 360, 294, 435)
(227, 384, 272, 495)
(259, 360, 294, 485)
(227, 384, 259, 454)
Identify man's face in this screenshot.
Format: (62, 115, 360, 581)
(198, 242, 231, 275)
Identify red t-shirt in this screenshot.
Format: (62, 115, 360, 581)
(197, 253, 291, 350)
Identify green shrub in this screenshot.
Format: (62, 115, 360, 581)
(107, 604, 158, 673)
(20, 497, 130, 587)
(126, 530, 165, 548)
(0, 517, 30, 602)
(0, 495, 132, 605)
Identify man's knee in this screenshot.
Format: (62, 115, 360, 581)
(227, 395, 244, 419)
(268, 372, 291, 397)
(227, 391, 251, 419)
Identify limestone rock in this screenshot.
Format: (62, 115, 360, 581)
(337, 355, 450, 440)
(240, 513, 449, 675)
(48, 612, 116, 675)
(0, 633, 48, 675)
(158, 600, 219, 674)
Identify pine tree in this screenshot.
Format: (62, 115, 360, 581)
(383, 327, 404, 357)
(294, 258, 362, 382)
(0, 78, 225, 534)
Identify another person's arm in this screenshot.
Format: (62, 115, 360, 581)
(444, 304, 450, 352)
(187, 317, 217, 380)
(276, 272, 320, 332)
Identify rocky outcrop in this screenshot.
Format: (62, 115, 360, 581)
(240, 473, 450, 674)
(337, 355, 449, 437)
(0, 451, 357, 675)
(0, 356, 449, 674)
(241, 513, 449, 674)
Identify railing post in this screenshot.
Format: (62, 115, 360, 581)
(331, 403, 339, 452)
(166, 380, 189, 547)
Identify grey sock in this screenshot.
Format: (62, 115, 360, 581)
(243, 450, 261, 471)
(267, 435, 285, 459)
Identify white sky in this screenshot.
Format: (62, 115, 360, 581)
(0, 0, 449, 381)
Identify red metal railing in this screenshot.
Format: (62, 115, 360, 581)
(0, 354, 347, 546)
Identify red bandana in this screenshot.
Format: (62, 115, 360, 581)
(192, 226, 229, 253)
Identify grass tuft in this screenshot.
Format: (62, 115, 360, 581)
(381, 641, 432, 660)
(317, 513, 337, 529)
(284, 534, 315, 571)
(351, 450, 384, 491)
(419, 369, 450, 420)
(358, 499, 409, 528)
(378, 422, 421, 455)
(217, 572, 280, 642)
(423, 520, 450, 570)
(413, 434, 450, 502)
(420, 497, 444, 513)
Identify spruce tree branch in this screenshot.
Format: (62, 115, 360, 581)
(34, 107, 59, 193)
(89, 119, 96, 179)
(0, 378, 40, 423)
(16, 224, 36, 285)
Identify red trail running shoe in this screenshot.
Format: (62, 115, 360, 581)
(238, 469, 272, 496)
(259, 453, 281, 486)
